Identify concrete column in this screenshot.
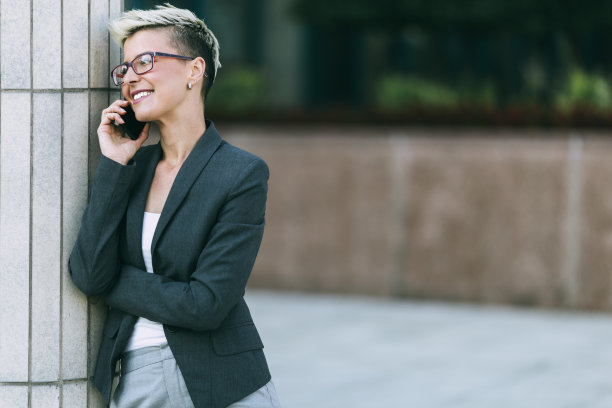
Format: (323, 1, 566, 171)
(0, 0, 122, 406)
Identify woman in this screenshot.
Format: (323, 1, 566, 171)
(69, 5, 280, 407)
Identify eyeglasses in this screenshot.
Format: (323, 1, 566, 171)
(111, 51, 204, 86)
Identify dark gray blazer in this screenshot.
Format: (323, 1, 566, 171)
(69, 121, 271, 408)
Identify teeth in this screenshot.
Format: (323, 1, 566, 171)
(133, 91, 153, 101)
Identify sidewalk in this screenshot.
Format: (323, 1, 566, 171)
(246, 290, 612, 408)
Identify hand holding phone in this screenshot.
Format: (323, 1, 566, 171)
(98, 100, 149, 165)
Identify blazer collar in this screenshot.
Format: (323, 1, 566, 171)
(151, 120, 223, 252)
(126, 143, 162, 269)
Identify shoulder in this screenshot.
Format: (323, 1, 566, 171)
(203, 121, 268, 175)
(217, 141, 268, 172)
(215, 143, 270, 193)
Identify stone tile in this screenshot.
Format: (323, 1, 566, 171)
(401, 135, 569, 306)
(577, 136, 612, 309)
(63, 381, 87, 407)
(0, 385, 28, 408)
(88, 380, 108, 408)
(33, 0, 61, 89)
(109, 0, 123, 89)
(62, 92, 90, 380)
(388, 135, 411, 297)
(61, 272, 89, 380)
(0, 2, 30, 88)
(63, 0, 88, 88)
(90, 0, 109, 88)
(31, 94, 62, 381)
(89, 91, 108, 182)
(31, 385, 60, 408)
(0, 93, 31, 382)
(62, 92, 89, 260)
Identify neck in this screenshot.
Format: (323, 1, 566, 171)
(157, 115, 207, 168)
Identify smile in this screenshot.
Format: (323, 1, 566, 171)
(133, 90, 153, 101)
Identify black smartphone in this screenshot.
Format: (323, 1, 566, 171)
(121, 103, 146, 140)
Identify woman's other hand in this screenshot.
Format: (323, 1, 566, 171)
(98, 99, 150, 165)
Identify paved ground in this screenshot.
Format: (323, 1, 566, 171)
(245, 290, 612, 408)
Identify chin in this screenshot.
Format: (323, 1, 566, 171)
(133, 107, 153, 123)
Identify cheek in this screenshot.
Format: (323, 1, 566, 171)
(156, 80, 187, 103)
(121, 86, 130, 101)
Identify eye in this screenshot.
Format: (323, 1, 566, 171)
(137, 54, 153, 66)
(117, 65, 129, 76)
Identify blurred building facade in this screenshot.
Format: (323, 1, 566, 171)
(129, 0, 612, 124)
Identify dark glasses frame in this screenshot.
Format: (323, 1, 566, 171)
(111, 51, 206, 86)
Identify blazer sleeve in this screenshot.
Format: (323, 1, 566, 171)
(104, 157, 269, 332)
(68, 155, 137, 296)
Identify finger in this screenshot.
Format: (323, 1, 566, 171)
(102, 102, 127, 117)
(112, 100, 129, 111)
(103, 112, 124, 125)
(102, 112, 113, 123)
(110, 99, 129, 108)
(103, 105, 126, 116)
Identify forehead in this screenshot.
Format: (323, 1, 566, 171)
(123, 28, 175, 60)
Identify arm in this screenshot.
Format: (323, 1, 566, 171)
(105, 158, 269, 331)
(68, 156, 137, 296)
(69, 100, 150, 296)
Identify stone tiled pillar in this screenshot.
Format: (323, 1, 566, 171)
(0, 0, 122, 406)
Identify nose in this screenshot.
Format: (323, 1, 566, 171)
(122, 64, 140, 84)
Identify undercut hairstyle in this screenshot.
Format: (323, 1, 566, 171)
(108, 3, 221, 99)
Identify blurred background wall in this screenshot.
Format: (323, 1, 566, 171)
(126, 0, 612, 310)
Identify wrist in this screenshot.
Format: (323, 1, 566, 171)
(103, 154, 129, 166)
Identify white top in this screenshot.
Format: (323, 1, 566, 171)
(124, 212, 168, 352)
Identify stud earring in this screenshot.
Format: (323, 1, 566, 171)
(188, 82, 192, 90)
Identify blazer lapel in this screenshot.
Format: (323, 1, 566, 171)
(151, 121, 223, 252)
(125, 143, 162, 269)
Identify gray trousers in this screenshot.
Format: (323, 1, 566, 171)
(110, 343, 281, 408)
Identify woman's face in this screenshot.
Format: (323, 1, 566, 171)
(122, 28, 192, 123)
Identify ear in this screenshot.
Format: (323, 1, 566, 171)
(188, 57, 206, 87)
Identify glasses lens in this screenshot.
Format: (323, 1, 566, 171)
(133, 53, 153, 74)
(112, 64, 128, 85)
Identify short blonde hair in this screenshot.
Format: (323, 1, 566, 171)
(108, 3, 221, 98)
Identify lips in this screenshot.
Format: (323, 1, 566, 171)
(132, 89, 154, 102)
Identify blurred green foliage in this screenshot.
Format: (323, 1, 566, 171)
(207, 68, 264, 113)
(555, 70, 612, 111)
(375, 75, 495, 110)
(375, 71, 612, 113)
(292, 0, 612, 121)
(376, 76, 458, 109)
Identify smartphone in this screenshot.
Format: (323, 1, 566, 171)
(120, 103, 146, 140)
